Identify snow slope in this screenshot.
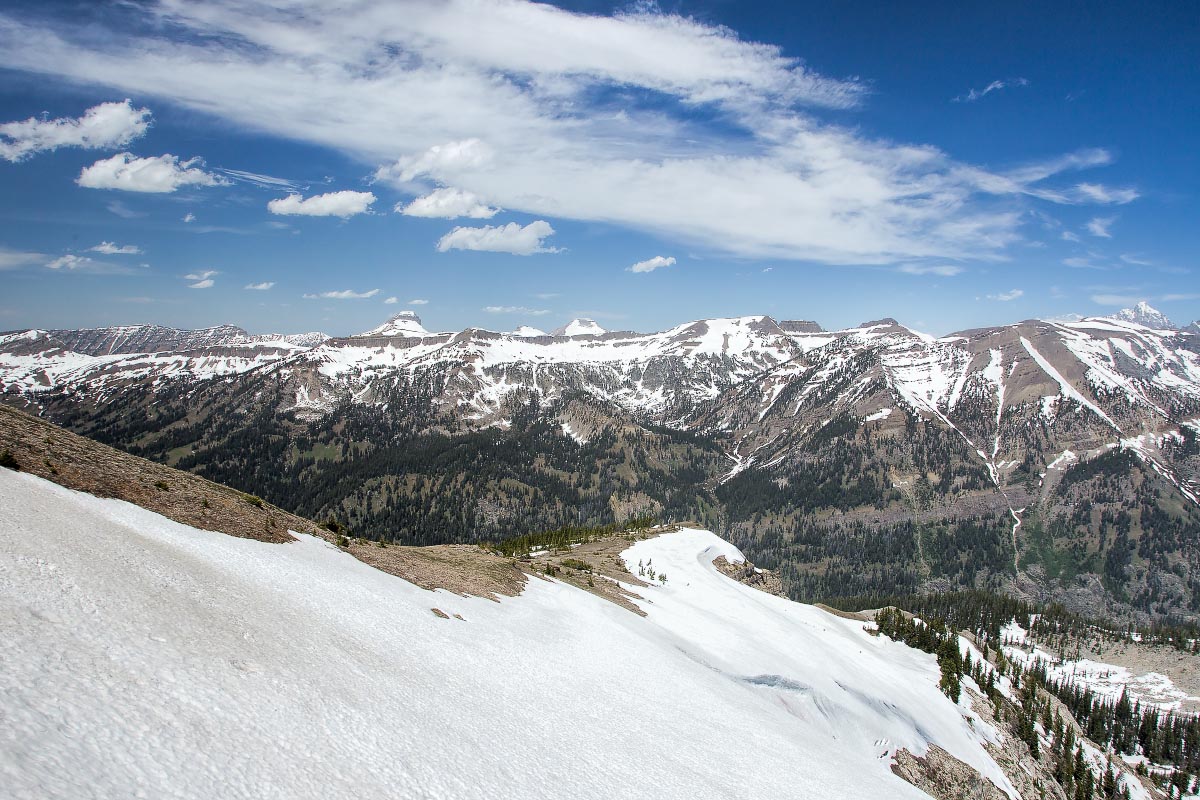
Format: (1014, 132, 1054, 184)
(1, 469, 1014, 800)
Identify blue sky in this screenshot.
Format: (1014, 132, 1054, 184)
(0, 0, 1195, 336)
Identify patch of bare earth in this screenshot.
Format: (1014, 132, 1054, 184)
(0, 404, 310, 543)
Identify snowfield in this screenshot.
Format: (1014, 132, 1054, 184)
(2, 469, 1014, 799)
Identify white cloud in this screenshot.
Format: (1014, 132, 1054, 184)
(437, 220, 558, 255)
(78, 153, 224, 193)
(1060, 230, 1081, 243)
(268, 190, 376, 218)
(1063, 256, 1104, 270)
(483, 305, 550, 315)
(0, 2, 1136, 264)
(1162, 293, 1200, 302)
(1086, 216, 1115, 238)
(628, 255, 676, 274)
(987, 288, 1024, 301)
(897, 263, 963, 277)
(1074, 183, 1138, 204)
(182, 212, 196, 223)
(46, 254, 91, 270)
(384, 296, 399, 304)
(90, 241, 141, 255)
(183, 269, 217, 288)
(409, 298, 429, 305)
(953, 77, 1029, 103)
(0, 99, 149, 162)
(1119, 254, 1154, 267)
(302, 288, 380, 299)
(0, 247, 46, 271)
(399, 187, 497, 219)
(244, 281, 275, 290)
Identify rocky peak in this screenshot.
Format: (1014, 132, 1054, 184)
(1111, 301, 1174, 330)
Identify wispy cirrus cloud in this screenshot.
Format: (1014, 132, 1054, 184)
(1086, 216, 1115, 238)
(244, 281, 275, 290)
(0, 99, 148, 162)
(897, 263, 963, 277)
(987, 288, 1024, 301)
(483, 305, 550, 315)
(0, 2, 1135, 264)
(0, 246, 46, 271)
(953, 77, 1029, 103)
(303, 288, 380, 299)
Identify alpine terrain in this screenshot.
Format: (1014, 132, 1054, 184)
(3, 303, 1198, 624)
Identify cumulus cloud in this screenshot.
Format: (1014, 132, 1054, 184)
(399, 187, 497, 219)
(953, 78, 1029, 103)
(90, 241, 141, 255)
(78, 153, 225, 193)
(0, 99, 149, 162)
(244, 281, 275, 290)
(1086, 216, 1115, 238)
(628, 255, 676, 274)
(268, 190, 376, 218)
(987, 288, 1024, 301)
(182, 212, 196, 223)
(897, 263, 963, 277)
(0, 2, 1137, 264)
(302, 288, 380, 299)
(437, 220, 557, 255)
(484, 305, 550, 315)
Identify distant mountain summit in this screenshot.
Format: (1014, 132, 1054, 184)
(356, 311, 431, 338)
(552, 318, 606, 336)
(511, 325, 547, 337)
(1110, 301, 1175, 330)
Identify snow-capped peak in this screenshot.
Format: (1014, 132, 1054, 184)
(356, 311, 430, 338)
(552, 318, 606, 337)
(1111, 301, 1175, 330)
(511, 325, 548, 337)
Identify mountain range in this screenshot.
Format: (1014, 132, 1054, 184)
(2, 304, 1198, 623)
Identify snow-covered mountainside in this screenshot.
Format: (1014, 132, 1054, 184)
(2, 302, 1199, 622)
(353, 310, 435, 338)
(2, 467, 1015, 800)
(1112, 302, 1175, 331)
(552, 317, 607, 336)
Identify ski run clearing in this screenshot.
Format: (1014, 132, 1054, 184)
(1, 468, 1019, 800)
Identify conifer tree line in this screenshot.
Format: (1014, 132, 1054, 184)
(870, 592, 1200, 796)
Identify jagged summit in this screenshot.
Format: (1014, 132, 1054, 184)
(552, 318, 606, 337)
(511, 325, 548, 337)
(356, 311, 430, 338)
(1110, 301, 1175, 330)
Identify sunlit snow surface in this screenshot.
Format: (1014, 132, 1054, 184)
(0, 469, 1017, 799)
